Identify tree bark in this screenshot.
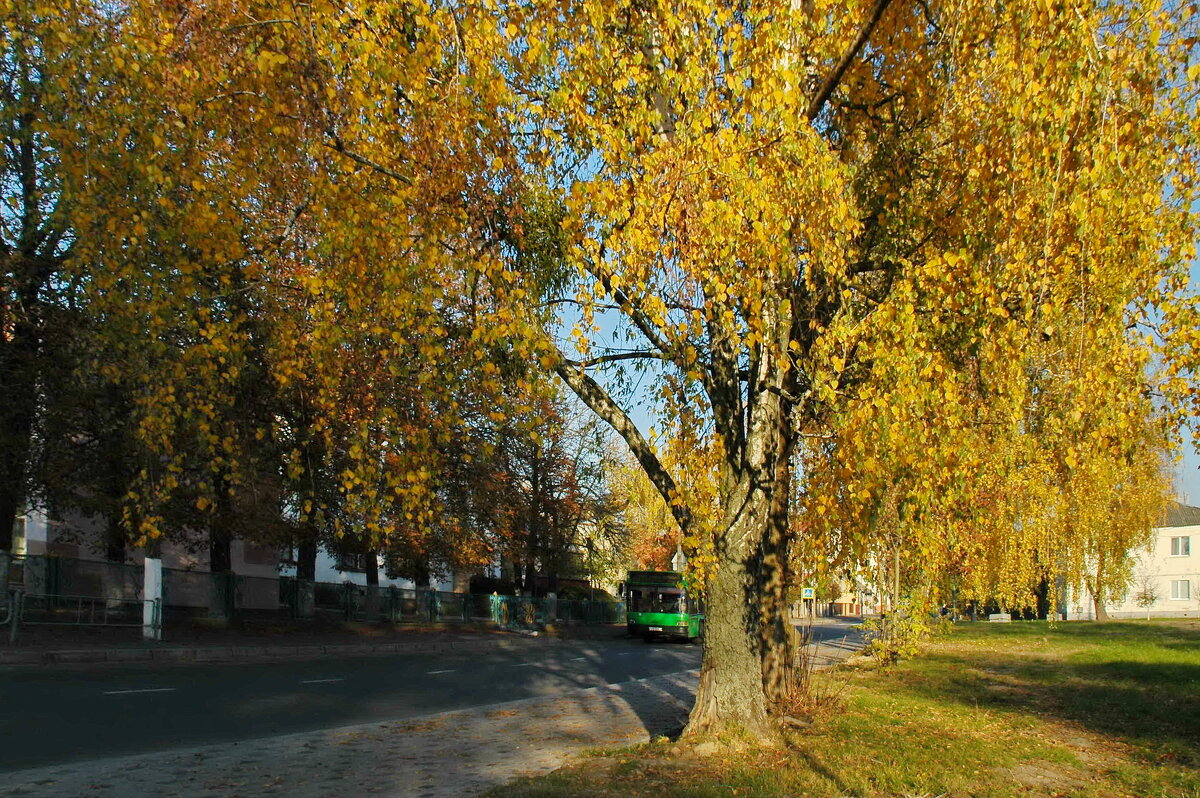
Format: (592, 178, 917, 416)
(364, 551, 379, 587)
(683, 477, 779, 741)
(0, 327, 37, 553)
(759, 415, 799, 709)
(209, 528, 232, 574)
(684, 509, 777, 741)
(103, 514, 127, 563)
(209, 484, 234, 574)
(1092, 593, 1110, 622)
(1089, 552, 1110, 622)
(297, 539, 317, 582)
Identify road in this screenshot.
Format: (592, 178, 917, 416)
(0, 622, 858, 774)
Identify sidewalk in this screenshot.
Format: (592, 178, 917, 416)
(0, 626, 866, 798)
(0, 623, 627, 667)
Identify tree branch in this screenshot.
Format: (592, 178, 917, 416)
(553, 359, 692, 535)
(323, 133, 413, 186)
(564, 351, 669, 368)
(806, 0, 893, 122)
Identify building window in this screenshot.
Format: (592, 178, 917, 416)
(1171, 580, 1191, 601)
(1170, 536, 1191, 557)
(337, 551, 366, 573)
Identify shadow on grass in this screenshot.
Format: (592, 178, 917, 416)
(895, 622, 1200, 767)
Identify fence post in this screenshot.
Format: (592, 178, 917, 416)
(297, 580, 315, 619)
(47, 555, 61, 605)
(0, 549, 8, 598)
(6, 589, 20, 643)
(224, 573, 237, 621)
(143, 558, 163, 641)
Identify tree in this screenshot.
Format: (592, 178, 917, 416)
(58, 0, 537, 565)
(611, 456, 677, 571)
(482, 392, 623, 595)
(505, 0, 1197, 738)
(1134, 572, 1160, 621)
(0, 0, 115, 550)
(52, 0, 1197, 743)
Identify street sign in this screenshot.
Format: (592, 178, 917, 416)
(801, 587, 815, 600)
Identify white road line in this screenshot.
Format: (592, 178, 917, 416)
(570, 657, 587, 661)
(300, 678, 345, 684)
(426, 669, 456, 675)
(511, 662, 534, 667)
(102, 687, 178, 696)
(617, 652, 632, 656)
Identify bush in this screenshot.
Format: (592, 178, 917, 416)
(865, 601, 951, 665)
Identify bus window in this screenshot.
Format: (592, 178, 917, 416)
(629, 587, 684, 613)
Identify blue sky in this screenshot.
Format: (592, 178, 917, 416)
(1175, 429, 1199, 506)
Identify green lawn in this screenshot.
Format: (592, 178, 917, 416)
(488, 620, 1200, 798)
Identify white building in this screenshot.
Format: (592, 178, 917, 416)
(11, 505, 455, 592)
(1070, 502, 1199, 620)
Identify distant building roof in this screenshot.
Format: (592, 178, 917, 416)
(1161, 502, 1200, 528)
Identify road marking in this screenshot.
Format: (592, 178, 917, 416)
(511, 662, 534, 667)
(102, 687, 177, 696)
(570, 657, 587, 662)
(426, 669, 456, 675)
(617, 652, 632, 656)
(300, 678, 345, 684)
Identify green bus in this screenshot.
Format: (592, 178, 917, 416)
(624, 570, 704, 642)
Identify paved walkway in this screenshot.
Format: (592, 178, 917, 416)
(0, 624, 865, 798)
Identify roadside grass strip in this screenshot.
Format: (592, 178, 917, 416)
(485, 620, 1200, 798)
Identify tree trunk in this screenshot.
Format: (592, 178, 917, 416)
(759, 420, 799, 709)
(210, 492, 232, 573)
(524, 561, 537, 597)
(103, 514, 126, 563)
(685, 545, 777, 741)
(209, 529, 232, 574)
(1092, 593, 1110, 622)
(1089, 553, 1110, 622)
(297, 539, 317, 582)
(364, 552, 379, 587)
(0, 491, 19, 554)
(209, 486, 234, 574)
(1034, 576, 1050, 620)
(683, 486, 778, 742)
(0, 340, 36, 553)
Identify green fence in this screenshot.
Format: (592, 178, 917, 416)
(3, 554, 625, 637)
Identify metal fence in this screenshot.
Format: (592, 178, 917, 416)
(2, 554, 625, 639)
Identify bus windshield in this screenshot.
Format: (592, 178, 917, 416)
(629, 587, 684, 614)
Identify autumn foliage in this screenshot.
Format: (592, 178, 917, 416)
(2, 0, 1197, 739)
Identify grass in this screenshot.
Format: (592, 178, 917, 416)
(486, 619, 1200, 798)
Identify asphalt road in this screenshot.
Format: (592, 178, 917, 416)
(0, 622, 857, 773)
